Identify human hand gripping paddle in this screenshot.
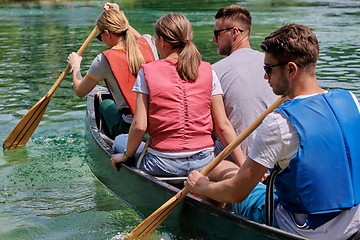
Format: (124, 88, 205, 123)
(2, 26, 98, 150)
(118, 95, 288, 240)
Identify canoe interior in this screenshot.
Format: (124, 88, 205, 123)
(85, 86, 308, 240)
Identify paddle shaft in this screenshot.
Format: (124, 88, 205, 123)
(201, 95, 287, 176)
(48, 26, 98, 97)
(3, 26, 98, 150)
(123, 95, 288, 240)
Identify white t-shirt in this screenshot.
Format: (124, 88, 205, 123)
(132, 68, 222, 158)
(133, 68, 223, 96)
(249, 92, 360, 240)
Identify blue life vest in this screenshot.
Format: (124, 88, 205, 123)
(275, 89, 360, 229)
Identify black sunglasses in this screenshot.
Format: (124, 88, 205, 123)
(263, 62, 302, 76)
(96, 30, 105, 42)
(213, 27, 243, 39)
(96, 29, 128, 42)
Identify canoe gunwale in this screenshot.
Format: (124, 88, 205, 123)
(85, 86, 308, 240)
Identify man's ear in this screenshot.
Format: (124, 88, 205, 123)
(235, 26, 245, 35)
(288, 62, 298, 78)
(232, 27, 243, 41)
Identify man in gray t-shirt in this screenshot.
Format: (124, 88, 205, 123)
(212, 5, 277, 161)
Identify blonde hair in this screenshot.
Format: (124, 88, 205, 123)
(155, 13, 201, 82)
(96, 9, 145, 75)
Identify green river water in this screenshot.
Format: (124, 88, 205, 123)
(0, 0, 360, 239)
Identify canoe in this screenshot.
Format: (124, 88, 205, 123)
(85, 86, 307, 240)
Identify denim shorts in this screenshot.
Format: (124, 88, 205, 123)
(232, 183, 279, 228)
(112, 134, 214, 177)
(139, 150, 214, 177)
(214, 139, 234, 162)
(112, 134, 146, 159)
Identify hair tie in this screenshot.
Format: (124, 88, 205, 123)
(116, 29, 128, 36)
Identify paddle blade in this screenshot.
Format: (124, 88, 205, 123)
(123, 188, 189, 240)
(3, 26, 98, 150)
(3, 94, 50, 150)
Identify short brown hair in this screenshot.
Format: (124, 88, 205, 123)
(260, 24, 319, 67)
(215, 5, 252, 32)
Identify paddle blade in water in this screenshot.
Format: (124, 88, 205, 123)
(123, 188, 189, 240)
(3, 26, 98, 150)
(3, 94, 50, 150)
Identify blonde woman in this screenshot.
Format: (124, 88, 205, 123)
(110, 13, 244, 177)
(67, 3, 158, 138)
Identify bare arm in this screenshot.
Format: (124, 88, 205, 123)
(67, 52, 98, 98)
(211, 94, 246, 166)
(184, 157, 268, 203)
(125, 92, 148, 157)
(110, 92, 148, 170)
(104, 2, 119, 10)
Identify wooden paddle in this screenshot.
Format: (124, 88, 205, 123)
(122, 95, 288, 240)
(3, 26, 98, 150)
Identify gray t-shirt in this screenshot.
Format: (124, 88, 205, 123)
(212, 48, 277, 157)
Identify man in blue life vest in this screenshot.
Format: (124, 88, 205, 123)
(185, 24, 360, 240)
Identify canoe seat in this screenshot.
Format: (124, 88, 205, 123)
(156, 176, 187, 181)
(156, 176, 187, 189)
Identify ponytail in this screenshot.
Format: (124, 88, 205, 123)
(125, 30, 145, 75)
(177, 41, 201, 82)
(155, 13, 202, 82)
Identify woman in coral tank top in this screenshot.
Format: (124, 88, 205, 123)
(110, 13, 244, 177)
